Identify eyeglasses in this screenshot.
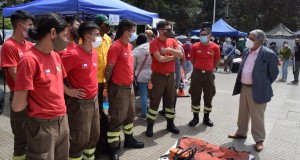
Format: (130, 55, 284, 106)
(200, 34, 208, 36)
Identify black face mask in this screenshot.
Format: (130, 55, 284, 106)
(53, 37, 68, 52)
(296, 42, 300, 45)
(163, 31, 172, 38)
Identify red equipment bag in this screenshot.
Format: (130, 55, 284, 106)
(172, 137, 251, 160)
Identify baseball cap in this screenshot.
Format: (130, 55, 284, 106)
(94, 14, 110, 25)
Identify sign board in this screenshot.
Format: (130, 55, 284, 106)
(152, 18, 165, 28)
(109, 14, 120, 25)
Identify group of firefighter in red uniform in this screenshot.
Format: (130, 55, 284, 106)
(1, 10, 220, 160)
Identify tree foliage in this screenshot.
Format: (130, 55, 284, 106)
(123, 0, 300, 34)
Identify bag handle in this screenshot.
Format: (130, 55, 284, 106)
(136, 55, 149, 78)
(174, 147, 197, 160)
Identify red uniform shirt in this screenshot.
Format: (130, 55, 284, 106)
(191, 42, 221, 71)
(61, 45, 98, 99)
(149, 38, 179, 74)
(107, 39, 134, 85)
(58, 41, 77, 57)
(182, 43, 193, 61)
(0, 37, 33, 91)
(15, 47, 67, 119)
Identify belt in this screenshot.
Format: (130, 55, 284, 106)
(194, 68, 213, 74)
(111, 83, 132, 89)
(153, 72, 174, 76)
(77, 96, 97, 104)
(31, 116, 63, 124)
(242, 83, 252, 87)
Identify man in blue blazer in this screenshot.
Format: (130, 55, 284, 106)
(228, 30, 279, 152)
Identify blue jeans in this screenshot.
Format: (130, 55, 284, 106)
(281, 59, 289, 80)
(138, 82, 148, 116)
(183, 60, 193, 78)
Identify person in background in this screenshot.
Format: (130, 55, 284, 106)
(145, 29, 154, 41)
(105, 19, 144, 160)
(228, 29, 279, 152)
(223, 41, 236, 73)
(292, 38, 300, 84)
(93, 13, 113, 158)
(145, 21, 183, 137)
(188, 26, 220, 128)
(278, 41, 292, 82)
(0, 10, 34, 160)
(12, 13, 69, 159)
(133, 33, 152, 120)
(182, 37, 193, 81)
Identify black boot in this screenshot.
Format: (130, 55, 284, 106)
(203, 113, 214, 127)
(124, 134, 144, 148)
(188, 113, 199, 127)
(146, 123, 154, 137)
(109, 147, 119, 160)
(158, 109, 165, 116)
(167, 121, 180, 134)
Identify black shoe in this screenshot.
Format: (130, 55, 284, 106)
(292, 80, 299, 84)
(188, 118, 199, 127)
(203, 113, 214, 127)
(124, 134, 144, 148)
(146, 123, 154, 137)
(158, 109, 165, 116)
(110, 148, 119, 160)
(167, 121, 180, 134)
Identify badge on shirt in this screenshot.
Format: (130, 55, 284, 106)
(19, 52, 23, 57)
(82, 64, 88, 69)
(56, 65, 62, 72)
(45, 69, 51, 76)
(124, 53, 128, 56)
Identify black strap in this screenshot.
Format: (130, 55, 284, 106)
(136, 55, 148, 78)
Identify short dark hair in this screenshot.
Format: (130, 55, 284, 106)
(200, 28, 212, 34)
(136, 33, 148, 46)
(65, 16, 79, 26)
(28, 13, 67, 41)
(10, 10, 34, 28)
(78, 22, 100, 40)
(116, 19, 136, 39)
(156, 21, 170, 30)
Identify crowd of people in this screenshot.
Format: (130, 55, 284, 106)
(0, 9, 299, 160)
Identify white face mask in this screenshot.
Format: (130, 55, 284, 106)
(91, 36, 102, 48)
(245, 38, 254, 49)
(284, 44, 288, 47)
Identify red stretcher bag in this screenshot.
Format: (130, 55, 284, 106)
(169, 137, 251, 160)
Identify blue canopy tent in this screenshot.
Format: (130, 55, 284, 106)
(191, 18, 247, 37)
(2, 0, 158, 25)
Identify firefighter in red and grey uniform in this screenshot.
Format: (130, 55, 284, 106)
(105, 19, 144, 160)
(188, 25, 221, 127)
(62, 22, 100, 160)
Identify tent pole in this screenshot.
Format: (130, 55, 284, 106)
(2, 17, 4, 43)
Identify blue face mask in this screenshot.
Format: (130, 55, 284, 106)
(200, 36, 208, 43)
(129, 33, 137, 42)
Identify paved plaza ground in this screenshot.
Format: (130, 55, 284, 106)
(0, 67, 299, 160)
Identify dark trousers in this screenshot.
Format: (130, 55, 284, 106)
(95, 83, 110, 156)
(147, 72, 176, 124)
(107, 83, 135, 148)
(189, 69, 216, 113)
(10, 92, 27, 157)
(25, 115, 69, 160)
(67, 98, 100, 158)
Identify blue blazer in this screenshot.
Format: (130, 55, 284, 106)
(233, 46, 279, 104)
